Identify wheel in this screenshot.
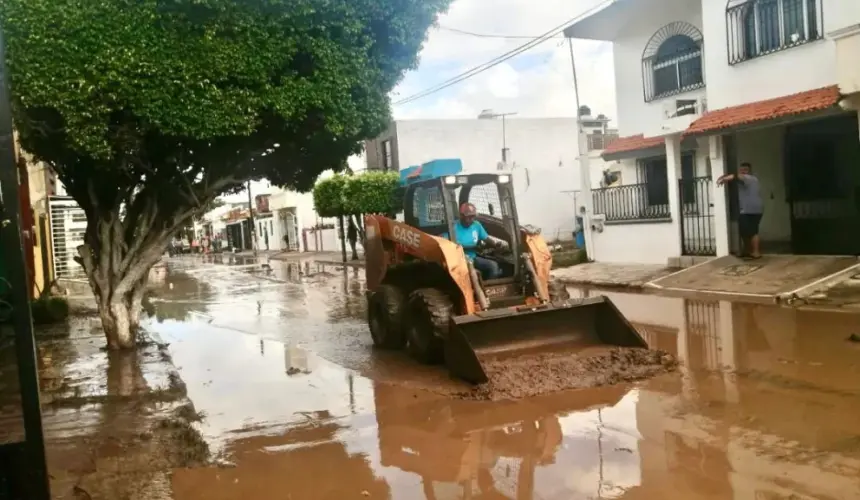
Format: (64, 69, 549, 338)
(548, 279, 570, 301)
(367, 285, 407, 349)
(405, 288, 452, 365)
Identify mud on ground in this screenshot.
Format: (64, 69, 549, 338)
(1, 323, 212, 500)
(458, 347, 678, 401)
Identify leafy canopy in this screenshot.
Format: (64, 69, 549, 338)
(313, 172, 401, 217)
(1, 0, 450, 222)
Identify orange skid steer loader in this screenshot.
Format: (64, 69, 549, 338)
(364, 159, 645, 384)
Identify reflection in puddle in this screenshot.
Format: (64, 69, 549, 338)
(154, 259, 860, 499)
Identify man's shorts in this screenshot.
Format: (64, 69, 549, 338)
(738, 213, 762, 238)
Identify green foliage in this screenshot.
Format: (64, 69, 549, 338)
(0, 0, 452, 238)
(313, 175, 348, 218)
(342, 171, 401, 215)
(313, 172, 401, 217)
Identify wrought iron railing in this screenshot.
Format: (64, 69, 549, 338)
(726, 0, 823, 65)
(587, 133, 620, 151)
(679, 176, 716, 256)
(593, 183, 671, 222)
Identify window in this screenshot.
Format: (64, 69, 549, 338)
(642, 22, 704, 102)
(382, 140, 393, 171)
(726, 0, 822, 65)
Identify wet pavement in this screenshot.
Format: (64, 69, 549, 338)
(146, 255, 860, 499)
(3, 253, 860, 498)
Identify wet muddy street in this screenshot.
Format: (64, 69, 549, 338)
(3, 254, 859, 499)
(135, 255, 860, 500)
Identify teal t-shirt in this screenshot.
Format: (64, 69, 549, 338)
(441, 221, 488, 259)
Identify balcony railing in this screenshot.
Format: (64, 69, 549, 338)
(587, 133, 620, 152)
(593, 183, 671, 222)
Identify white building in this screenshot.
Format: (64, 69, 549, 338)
(365, 117, 592, 241)
(566, 0, 860, 265)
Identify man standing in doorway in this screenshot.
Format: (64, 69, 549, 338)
(717, 162, 763, 259)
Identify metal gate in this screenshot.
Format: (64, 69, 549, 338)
(48, 196, 87, 278)
(678, 176, 716, 256)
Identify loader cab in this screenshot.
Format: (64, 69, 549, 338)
(403, 173, 523, 281)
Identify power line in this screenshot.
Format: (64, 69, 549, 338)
(393, 0, 610, 107)
(438, 25, 564, 40)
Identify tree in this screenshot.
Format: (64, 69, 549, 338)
(1, 0, 451, 349)
(313, 171, 400, 220)
(578, 105, 592, 117)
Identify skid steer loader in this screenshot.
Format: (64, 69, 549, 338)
(364, 159, 646, 384)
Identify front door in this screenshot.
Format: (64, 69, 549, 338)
(785, 114, 860, 255)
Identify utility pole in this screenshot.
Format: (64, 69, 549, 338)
(568, 38, 595, 261)
(246, 180, 256, 255)
(0, 27, 50, 500)
(478, 110, 517, 168)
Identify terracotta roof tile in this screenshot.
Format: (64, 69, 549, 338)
(601, 134, 665, 157)
(687, 86, 841, 135)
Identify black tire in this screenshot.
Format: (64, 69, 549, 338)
(548, 279, 570, 301)
(405, 288, 452, 365)
(367, 285, 406, 349)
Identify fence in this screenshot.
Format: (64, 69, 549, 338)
(593, 183, 671, 222)
(48, 196, 87, 279)
(679, 176, 716, 256)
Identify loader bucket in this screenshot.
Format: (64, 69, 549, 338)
(444, 296, 647, 384)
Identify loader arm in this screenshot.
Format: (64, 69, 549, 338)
(365, 214, 479, 315)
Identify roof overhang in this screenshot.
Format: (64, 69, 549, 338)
(602, 135, 699, 162)
(685, 86, 844, 137)
(564, 0, 658, 41)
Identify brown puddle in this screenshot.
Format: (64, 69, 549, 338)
(5, 258, 857, 498)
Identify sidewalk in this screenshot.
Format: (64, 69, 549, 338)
(552, 262, 676, 289)
(0, 317, 209, 499)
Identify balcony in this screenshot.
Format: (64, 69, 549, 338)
(592, 183, 671, 223)
(587, 133, 620, 152)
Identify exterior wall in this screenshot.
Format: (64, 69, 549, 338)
(611, 0, 705, 137)
(701, 0, 844, 111)
(390, 118, 580, 240)
(364, 123, 398, 171)
(592, 222, 680, 265)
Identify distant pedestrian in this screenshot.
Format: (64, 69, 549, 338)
(347, 218, 359, 260)
(717, 162, 763, 259)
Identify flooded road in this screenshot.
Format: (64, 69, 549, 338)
(144, 256, 860, 499)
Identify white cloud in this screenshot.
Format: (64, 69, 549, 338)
(391, 0, 618, 123)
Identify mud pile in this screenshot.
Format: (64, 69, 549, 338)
(458, 347, 677, 401)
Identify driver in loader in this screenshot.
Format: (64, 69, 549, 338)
(442, 203, 507, 280)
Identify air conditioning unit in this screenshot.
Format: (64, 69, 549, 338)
(663, 97, 707, 119)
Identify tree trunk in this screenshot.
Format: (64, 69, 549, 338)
(77, 213, 167, 350)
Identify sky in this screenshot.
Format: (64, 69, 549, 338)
(226, 0, 616, 202)
(392, 0, 616, 121)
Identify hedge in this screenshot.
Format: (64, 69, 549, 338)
(313, 171, 401, 217)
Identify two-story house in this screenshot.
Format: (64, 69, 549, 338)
(566, 0, 860, 265)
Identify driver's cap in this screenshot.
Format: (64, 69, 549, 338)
(459, 203, 477, 217)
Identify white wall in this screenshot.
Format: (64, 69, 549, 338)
(611, 0, 705, 137)
(701, 0, 846, 111)
(395, 118, 580, 239)
(591, 221, 679, 265)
